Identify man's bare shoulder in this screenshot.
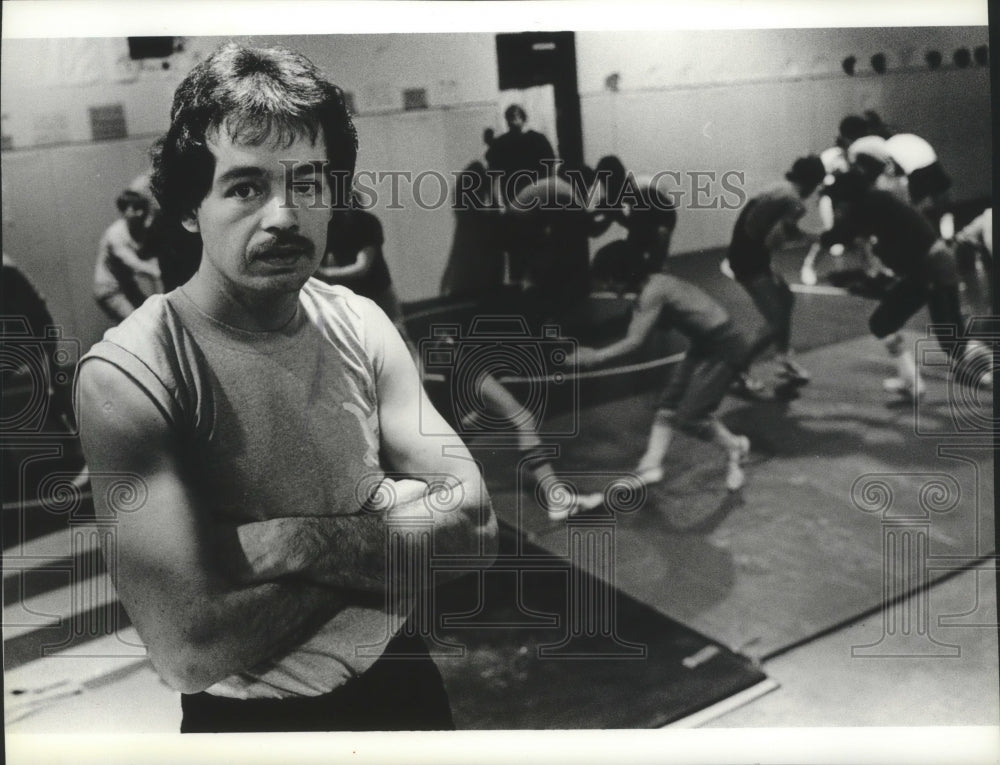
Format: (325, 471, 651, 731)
(640, 272, 709, 310)
(639, 272, 677, 302)
(77, 355, 176, 470)
(78, 294, 192, 433)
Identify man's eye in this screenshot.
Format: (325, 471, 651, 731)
(228, 182, 263, 200)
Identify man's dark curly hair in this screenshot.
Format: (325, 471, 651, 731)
(150, 43, 358, 224)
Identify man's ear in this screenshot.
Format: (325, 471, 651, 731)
(181, 211, 200, 234)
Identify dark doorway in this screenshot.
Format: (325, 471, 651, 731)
(495, 31, 583, 169)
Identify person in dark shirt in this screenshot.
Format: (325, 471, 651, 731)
(572, 240, 753, 493)
(2, 253, 76, 431)
(723, 156, 826, 390)
(485, 105, 558, 288)
(484, 104, 557, 206)
(317, 206, 408, 338)
(823, 169, 990, 397)
(509, 166, 609, 314)
(439, 161, 504, 296)
(593, 154, 679, 273)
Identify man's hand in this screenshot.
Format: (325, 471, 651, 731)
(370, 477, 429, 512)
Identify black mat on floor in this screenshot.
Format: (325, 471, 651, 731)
(426, 523, 769, 729)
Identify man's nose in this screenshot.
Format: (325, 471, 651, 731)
(261, 191, 299, 231)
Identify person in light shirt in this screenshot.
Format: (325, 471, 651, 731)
(93, 189, 164, 322)
(76, 42, 497, 733)
(849, 111, 955, 240)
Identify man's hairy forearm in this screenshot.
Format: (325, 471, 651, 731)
(148, 575, 346, 693)
(231, 475, 493, 591)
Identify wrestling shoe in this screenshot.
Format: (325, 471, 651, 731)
(725, 436, 751, 492)
(883, 375, 926, 400)
(546, 491, 605, 522)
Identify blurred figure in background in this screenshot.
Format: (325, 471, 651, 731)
(2, 253, 76, 432)
(954, 207, 992, 271)
(574, 241, 753, 492)
(953, 207, 993, 307)
(316, 203, 411, 342)
(800, 118, 855, 286)
(93, 187, 163, 323)
(440, 161, 504, 297)
(822, 169, 991, 400)
(507, 163, 615, 318)
(593, 155, 678, 273)
(722, 155, 825, 390)
(484, 104, 557, 207)
(485, 104, 558, 288)
(850, 111, 954, 239)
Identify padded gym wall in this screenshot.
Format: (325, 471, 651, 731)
(578, 27, 991, 256)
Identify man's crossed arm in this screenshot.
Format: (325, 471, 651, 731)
(77, 306, 496, 693)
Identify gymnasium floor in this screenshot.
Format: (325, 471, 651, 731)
(3, 237, 997, 740)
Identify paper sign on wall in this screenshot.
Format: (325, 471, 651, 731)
(403, 88, 429, 111)
(89, 104, 128, 141)
(1, 112, 12, 151)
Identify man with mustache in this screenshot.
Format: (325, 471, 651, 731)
(75, 43, 497, 732)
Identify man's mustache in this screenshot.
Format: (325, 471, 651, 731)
(249, 234, 316, 259)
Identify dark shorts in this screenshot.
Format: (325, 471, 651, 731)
(727, 204, 770, 282)
(656, 320, 748, 435)
(868, 243, 966, 357)
(908, 161, 952, 206)
(738, 270, 795, 356)
(180, 625, 455, 733)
